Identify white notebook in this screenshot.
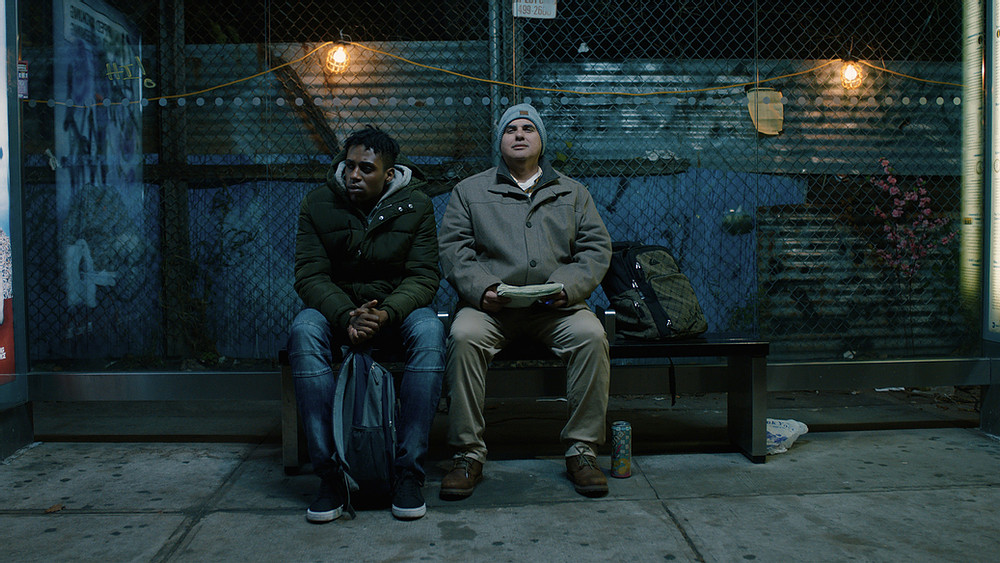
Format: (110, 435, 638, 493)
(496, 282, 564, 308)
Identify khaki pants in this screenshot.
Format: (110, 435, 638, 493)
(446, 306, 611, 462)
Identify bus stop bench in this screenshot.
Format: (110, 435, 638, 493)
(278, 313, 769, 473)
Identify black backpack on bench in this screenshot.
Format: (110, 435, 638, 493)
(601, 242, 709, 405)
(601, 242, 708, 340)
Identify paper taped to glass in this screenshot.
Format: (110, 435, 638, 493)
(747, 88, 783, 135)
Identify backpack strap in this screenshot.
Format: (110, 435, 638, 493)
(332, 346, 362, 493)
(641, 279, 674, 337)
(338, 467, 357, 520)
(667, 356, 676, 406)
(627, 246, 674, 337)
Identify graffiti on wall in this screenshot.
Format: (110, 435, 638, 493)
(52, 0, 147, 343)
(0, 8, 13, 379)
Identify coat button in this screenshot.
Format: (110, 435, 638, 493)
(378, 215, 384, 220)
(529, 260, 537, 267)
(398, 206, 403, 211)
(526, 221, 532, 228)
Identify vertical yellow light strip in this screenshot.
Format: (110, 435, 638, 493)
(964, 0, 986, 327)
(988, 0, 1000, 332)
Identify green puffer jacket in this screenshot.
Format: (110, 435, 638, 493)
(293, 153, 440, 332)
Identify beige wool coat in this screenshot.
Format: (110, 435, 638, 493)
(439, 158, 612, 310)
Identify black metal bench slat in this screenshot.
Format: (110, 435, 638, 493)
(279, 319, 769, 472)
(610, 336, 769, 359)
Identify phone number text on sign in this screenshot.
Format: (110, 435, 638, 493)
(513, 0, 556, 19)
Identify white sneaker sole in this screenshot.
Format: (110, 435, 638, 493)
(391, 503, 427, 520)
(306, 505, 343, 523)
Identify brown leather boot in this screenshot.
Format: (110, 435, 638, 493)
(566, 452, 608, 497)
(439, 455, 483, 499)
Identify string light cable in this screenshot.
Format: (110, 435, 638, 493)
(345, 43, 967, 93)
(858, 59, 963, 88)
(23, 41, 336, 109)
(22, 40, 965, 109)
(348, 42, 841, 96)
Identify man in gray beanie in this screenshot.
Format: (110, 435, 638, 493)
(438, 103, 613, 500)
(493, 103, 547, 159)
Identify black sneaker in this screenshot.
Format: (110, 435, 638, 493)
(391, 472, 426, 520)
(306, 477, 345, 523)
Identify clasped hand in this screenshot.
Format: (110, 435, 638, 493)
(348, 299, 389, 345)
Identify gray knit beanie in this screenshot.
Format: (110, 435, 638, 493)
(496, 103, 546, 156)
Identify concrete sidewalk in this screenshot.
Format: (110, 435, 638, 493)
(3, 391, 999, 562)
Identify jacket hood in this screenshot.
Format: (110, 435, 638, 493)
(326, 148, 427, 204)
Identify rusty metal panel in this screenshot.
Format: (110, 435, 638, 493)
(757, 205, 965, 361)
(526, 59, 961, 176)
(177, 50, 960, 177)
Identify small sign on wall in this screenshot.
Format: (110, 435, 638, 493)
(17, 61, 27, 99)
(513, 0, 557, 19)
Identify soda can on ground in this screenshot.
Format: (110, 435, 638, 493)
(610, 420, 631, 478)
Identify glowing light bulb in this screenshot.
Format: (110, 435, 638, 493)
(326, 46, 349, 73)
(332, 46, 347, 64)
(841, 60, 862, 89)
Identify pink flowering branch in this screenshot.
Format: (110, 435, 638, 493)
(871, 158, 956, 279)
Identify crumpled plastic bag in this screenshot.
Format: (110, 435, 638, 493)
(766, 418, 809, 454)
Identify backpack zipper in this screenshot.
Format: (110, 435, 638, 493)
(632, 261, 645, 299)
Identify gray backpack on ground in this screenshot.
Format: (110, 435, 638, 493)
(333, 347, 397, 513)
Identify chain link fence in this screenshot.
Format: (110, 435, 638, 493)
(19, 0, 975, 369)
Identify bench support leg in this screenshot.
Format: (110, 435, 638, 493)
(982, 381, 1000, 437)
(727, 355, 767, 463)
(281, 365, 308, 475)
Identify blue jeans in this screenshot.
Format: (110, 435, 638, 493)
(287, 307, 445, 483)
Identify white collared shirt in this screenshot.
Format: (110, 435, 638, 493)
(516, 168, 543, 193)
